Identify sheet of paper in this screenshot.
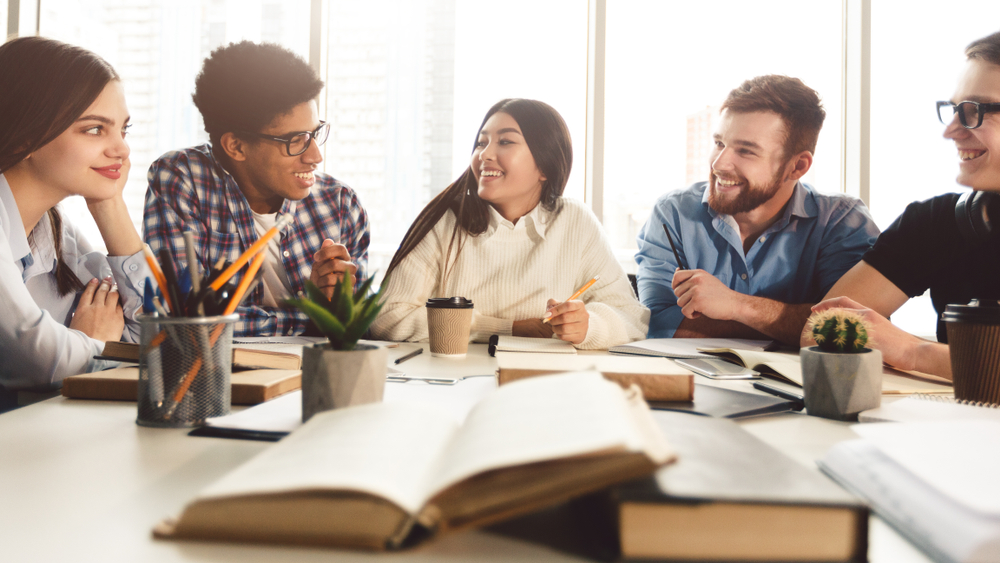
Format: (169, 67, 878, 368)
(854, 421, 1000, 517)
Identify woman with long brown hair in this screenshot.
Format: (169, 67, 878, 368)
(371, 99, 647, 348)
(0, 37, 148, 404)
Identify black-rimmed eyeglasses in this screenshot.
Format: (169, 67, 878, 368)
(937, 101, 1000, 129)
(240, 121, 330, 156)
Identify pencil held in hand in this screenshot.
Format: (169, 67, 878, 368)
(542, 275, 600, 324)
(661, 223, 687, 270)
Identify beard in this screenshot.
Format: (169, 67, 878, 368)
(707, 166, 786, 215)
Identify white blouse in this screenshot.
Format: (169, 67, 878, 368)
(0, 174, 149, 391)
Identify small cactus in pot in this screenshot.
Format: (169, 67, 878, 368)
(807, 309, 869, 353)
(801, 308, 881, 421)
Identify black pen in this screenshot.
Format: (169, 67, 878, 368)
(394, 348, 423, 365)
(752, 382, 805, 411)
(661, 223, 688, 270)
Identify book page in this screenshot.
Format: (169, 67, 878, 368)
(423, 371, 667, 497)
(196, 401, 459, 515)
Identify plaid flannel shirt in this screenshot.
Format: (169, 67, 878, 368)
(143, 144, 370, 337)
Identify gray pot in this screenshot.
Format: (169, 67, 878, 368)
(800, 346, 882, 421)
(301, 343, 388, 422)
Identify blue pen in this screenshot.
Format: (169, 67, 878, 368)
(143, 279, 156, 314)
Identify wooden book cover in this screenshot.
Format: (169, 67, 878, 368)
(153, 372, 676, 550)
(614, 410, 868, 562)
(61, 367, 301, 405)
(101, 341, 302, 370)
(496, 353, 694, 402)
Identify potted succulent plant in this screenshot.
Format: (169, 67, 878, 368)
(286, 276, 388, 422)
(800, 308, 882, 421)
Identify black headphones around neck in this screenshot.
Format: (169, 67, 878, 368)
(955, 190, 996, 243)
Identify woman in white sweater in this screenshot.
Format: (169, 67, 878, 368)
(371, 99, 648, 349)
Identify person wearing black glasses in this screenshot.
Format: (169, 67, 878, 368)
(143, 41, 370, 337)
(808, 30, 1000, 379)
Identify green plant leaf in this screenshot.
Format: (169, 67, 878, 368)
(285, 297, 346, 343)
(304, 281, 330, 309)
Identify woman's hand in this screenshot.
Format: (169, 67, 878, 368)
(70, 277, 125, 343)
(544, 299, 589, 345)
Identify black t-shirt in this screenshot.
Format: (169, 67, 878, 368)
(863, 192, 1000, 342)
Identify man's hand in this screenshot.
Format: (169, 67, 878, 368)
(69, 277, 125, 342)
(672, 268, 744, 321)
(512, 318, 554, 339)
(309, 239, 357, 299)
(543, 299, 589, 344)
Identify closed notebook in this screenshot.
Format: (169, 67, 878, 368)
(61, 367, 301, 405)
(495, 353, 693, 401)
(153, 372, 675, 550)
(488, 335, 577, 355)
(614, 410, 868, 562)
(100, 340, 302, 370)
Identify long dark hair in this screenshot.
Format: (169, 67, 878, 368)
(0, 37, 120, 295)
(386, 98, 573, 279)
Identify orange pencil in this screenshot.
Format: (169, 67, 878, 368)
(166, 251, 267, 419)
(209, 214, 292, 291)
(142, 244, 173, 312)
(542, 275, 600, 324)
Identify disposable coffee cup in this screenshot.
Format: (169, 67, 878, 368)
(426, 297, 474, 357)
(943, 300, 1000, 404)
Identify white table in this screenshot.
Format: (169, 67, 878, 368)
(0, 344, 933, 562)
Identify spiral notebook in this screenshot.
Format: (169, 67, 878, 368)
(860, 394, 1000, 423)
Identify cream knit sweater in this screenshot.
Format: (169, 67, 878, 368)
(371, 198, 649, 349)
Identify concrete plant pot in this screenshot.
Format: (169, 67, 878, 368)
(800, 346, 882, 421)
(301, 343, 388, 422)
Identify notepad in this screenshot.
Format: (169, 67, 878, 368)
(488, 335, 576, 355)
(609, 338, 772, 359)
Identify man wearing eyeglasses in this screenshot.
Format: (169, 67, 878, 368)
(143, 41, 369, 337)
(808, 31, 1000, 379)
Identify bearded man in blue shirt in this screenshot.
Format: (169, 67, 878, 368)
(635, 75, 879, 344)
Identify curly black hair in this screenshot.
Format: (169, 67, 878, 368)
(192, 41, 323, 148)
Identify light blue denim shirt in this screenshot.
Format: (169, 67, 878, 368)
(635, 181, 879, 338)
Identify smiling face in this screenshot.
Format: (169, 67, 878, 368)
(707, 109, 795, 215)
(943, 59, 1000, 192)
(230, 100, 324, 213)
(472, 112, 547, 222)
(23, 80, 130, 201)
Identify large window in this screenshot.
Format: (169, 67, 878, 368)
(38, 0, 310, 249)
(603, 0, 844, 272)
(319, 0, 587, 275)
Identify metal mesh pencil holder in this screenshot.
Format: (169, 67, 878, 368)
(136, 314, 238, 428)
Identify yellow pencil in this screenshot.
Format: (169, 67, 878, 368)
(542, 275, 600, 324)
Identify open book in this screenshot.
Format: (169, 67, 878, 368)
(154, 372, 675, 550)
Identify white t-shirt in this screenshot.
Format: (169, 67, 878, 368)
(251, 211, 294, 308)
